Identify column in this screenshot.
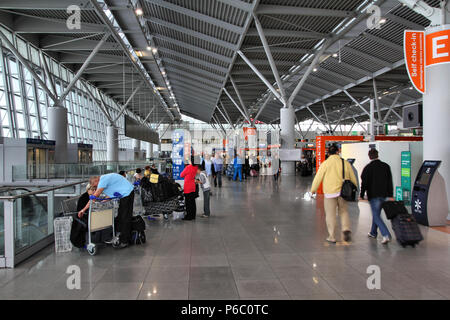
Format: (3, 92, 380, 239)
(47, 106, 68, 163)
(106, 125, 118, 162)
(146, 142, 153, 160)
(280, 106, 295, 175)
(133, 139, 141, 150)
(369, 99, 375, 142)
(423, 25, 450, 219)
(133, 139, 141, 160)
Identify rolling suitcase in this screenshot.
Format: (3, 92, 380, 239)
(382, 201, 409, 220)
(391, 213, 423, 248)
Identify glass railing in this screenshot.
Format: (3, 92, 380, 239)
(0, 181, 86, 268)
(10, 160, 169, 181)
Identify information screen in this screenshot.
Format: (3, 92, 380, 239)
(418, 172, 431, 185)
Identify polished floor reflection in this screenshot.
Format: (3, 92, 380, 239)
(1, 175, 450, 300)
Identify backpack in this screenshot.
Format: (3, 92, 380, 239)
(129, 215, 146, 245)
(340, 159, 357, 202)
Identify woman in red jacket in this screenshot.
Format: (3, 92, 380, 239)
(180, 162, 198, 220)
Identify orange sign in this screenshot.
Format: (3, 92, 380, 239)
(425, 28, 450, 67)
(404, 30, 426, 94)
(243, 127, 256, 141)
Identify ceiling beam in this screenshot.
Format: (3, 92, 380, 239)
(165, 67, 223, 87)
(40, 35, 119, 51)
(0, 0, 91, 9)
(246, 28, 327, 39)
(13, 16, 107, 34)
(256, 5, 357, 18)
(145, 0, 244, 34)
(159, 47, 228, 74)
(152, 33, 232, 64)
(344, 47, 392, 68)
(146, 17, 238, 51)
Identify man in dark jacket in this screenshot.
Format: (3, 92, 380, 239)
(360, 148, 393, 244)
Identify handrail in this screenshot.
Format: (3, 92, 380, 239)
(0, 180, 87, 201)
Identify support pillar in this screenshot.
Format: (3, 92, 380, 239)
(423, 25, 450, 220)
(133, 139, 141, 150)
(369, 99, 375, 142)
(47, 106, 68, 163)
(146, 142, 153, 160)
(280, 107, 295, 175)
(106, 125, 118, 162)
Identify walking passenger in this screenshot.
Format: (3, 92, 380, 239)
(233, 154, 243, 182)
(360, 148, 393, 244)
(212, 153, 223, 187)
(197, 166, 211, 218)
(81, 173, 134, 248)
(180, 160, 198, 220)
(311, 144, 357, 243)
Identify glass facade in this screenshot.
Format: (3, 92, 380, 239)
(0, 27, 139, 161)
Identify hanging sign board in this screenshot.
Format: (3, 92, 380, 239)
(404, 27, 450, 94)
(404, 30, 426, 94)
(425, 28, 450, 67)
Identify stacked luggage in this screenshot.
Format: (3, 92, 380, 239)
(382, 201, 423, 248)
(140, 173, 185, 217)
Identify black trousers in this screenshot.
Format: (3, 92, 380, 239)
(117, 192, 134, 243)
(184, 192, 197, 220)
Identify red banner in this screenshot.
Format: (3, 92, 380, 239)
(404, 30, 426, 94)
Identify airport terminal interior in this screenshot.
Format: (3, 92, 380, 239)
(0, 0, 450, 301)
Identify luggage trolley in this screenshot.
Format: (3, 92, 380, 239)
(86, 195, 121, 255)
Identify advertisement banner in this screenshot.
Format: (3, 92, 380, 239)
(404, 30, 426, 93)
(401, 151, 412, 205)
(172, 129, 184, 180)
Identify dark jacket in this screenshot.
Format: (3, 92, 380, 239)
(76, 192, 90, 212)
(360, 159, 393, 200)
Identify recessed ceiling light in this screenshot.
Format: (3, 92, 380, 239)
(380, 18, 387, 24)
(313, 68, 318, 72)
(146, 46, 152, 51)
(135, 8, 143, 16)
(332, 53, 338, 58)
(152, 48, 158, 54)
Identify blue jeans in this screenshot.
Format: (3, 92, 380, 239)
(233, 166, 242, 181)
(369, 197, 391, 238)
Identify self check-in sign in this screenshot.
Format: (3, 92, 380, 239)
(404, 27, 450, 94)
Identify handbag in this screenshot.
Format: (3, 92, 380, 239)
(340, 159, 357, 202)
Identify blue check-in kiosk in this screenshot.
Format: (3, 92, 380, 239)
(412, 161, 449, 226)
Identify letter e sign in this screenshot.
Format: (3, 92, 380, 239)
(426, 29, 450, 67)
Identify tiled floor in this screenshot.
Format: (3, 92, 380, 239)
(1, 175, 450, 300)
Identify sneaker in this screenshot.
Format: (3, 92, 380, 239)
(115, 242, 128, 249)
(367, 233, 377, 239)
(381, 236, 391, 245)
(343, 230, 352, 242)
(326, 237, 337, 244)
(201, 214, 209, 218)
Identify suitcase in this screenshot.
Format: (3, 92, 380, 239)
(382, 201, 409, 220)
(391, 213, 423, 248)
